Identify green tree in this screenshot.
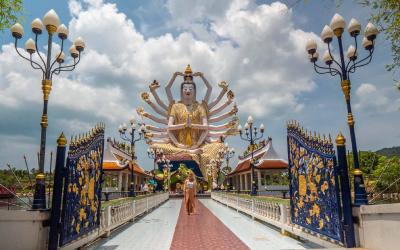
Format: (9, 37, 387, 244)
(0, 0, 23, 32)
(359, 0, 400, 74)
(373, 156, 400, 193)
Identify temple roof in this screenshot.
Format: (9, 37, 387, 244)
(103, 137, 150, 176)
(227, 138, 287, 176)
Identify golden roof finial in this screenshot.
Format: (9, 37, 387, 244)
(185, 64, 192, 75)
(57, 132, 67, 147)
(335, 132, 346, 145)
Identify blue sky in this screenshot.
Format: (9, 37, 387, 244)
(0, 0, 399, 172)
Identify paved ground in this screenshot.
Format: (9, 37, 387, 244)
(200, 199, 318, 250)
(87, 199, 181, 250)
(87, 198, 318, 250)
(170, 199, 249, 250)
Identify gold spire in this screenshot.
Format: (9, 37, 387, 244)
(335, 132, 346, 145)
(184, 64, 192, 75)
(57, 132, 67, 147)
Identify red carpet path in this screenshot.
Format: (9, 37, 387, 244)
(170, 199, 250, 250)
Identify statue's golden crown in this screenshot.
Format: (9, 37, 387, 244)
(184, 64, 193, 81)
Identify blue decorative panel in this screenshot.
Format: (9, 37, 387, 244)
(287, 123, 343, 243)
(59, 126, 105, 246)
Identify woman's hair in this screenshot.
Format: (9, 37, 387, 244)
(188, 171, 195, 181)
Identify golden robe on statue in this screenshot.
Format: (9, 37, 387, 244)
(151, 101, 224, 178)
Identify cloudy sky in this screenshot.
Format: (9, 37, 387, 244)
(0, 0, 399, 171)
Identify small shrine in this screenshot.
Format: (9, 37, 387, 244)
(102, 138, 152, 192)
(226, 138, 288, 195)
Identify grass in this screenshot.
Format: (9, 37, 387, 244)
(220, 192, 290, 205)
(101, 193, 155, 209)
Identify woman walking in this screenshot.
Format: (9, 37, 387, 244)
(184, 171, 197, 215)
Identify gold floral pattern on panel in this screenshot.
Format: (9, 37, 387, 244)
(287, 125, 342, 243)
(60, 128, 104, 246)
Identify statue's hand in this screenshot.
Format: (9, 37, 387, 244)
(174, 72, 184, 77)
(227, 90, 235, 101)
(218, 81, 229, 90)
(186, 114, 191, 128)
(149, 80, 160, 91)
(229, 105, 238, 115)
(141, 92, 151, 103)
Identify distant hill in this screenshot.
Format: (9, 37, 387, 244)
(375, 146, 400, 158)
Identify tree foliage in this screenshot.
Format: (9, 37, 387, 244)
(0, 0, 23, 32)
(358, 0, 400, 73)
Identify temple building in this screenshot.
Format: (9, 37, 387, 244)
(102, 138, 152, 192)
(226, 138, 288, 194)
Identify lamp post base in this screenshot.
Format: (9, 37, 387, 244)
(250, 186, 257, 196)
(354, 175, 368, 206)
(31, 174, 47, 210)
(128, 189, 136, 197)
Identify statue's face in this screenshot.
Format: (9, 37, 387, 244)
(182, 83, 195, 100)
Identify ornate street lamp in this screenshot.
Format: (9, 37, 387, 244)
(221, 143, 235, 172)
(206, 160, 217, 190)
(160, 158, 173, 192)
(147, 148, 164, 193)
(305, 13, 378, 206)
(220, 143, 235, 189)
(238, 116, 264, 196)
(11, 9, 85, 209)
(118, 118, 146, 197)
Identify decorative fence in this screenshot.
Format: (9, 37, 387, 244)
(101, 191, 151, 201)
(211, 192, 341, 248)
(49, 124, 106, 249)
(100, 193, 169, 236)
(60, 126, 105, 246)
(287, 122, 343, 243)
(60, 192, 169, 250)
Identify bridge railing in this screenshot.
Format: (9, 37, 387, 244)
(60, 192, 169, 250)
(211, 192, 342, 248)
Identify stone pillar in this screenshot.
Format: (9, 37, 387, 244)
(257, 170, 262, 191)
(124, 172, 129, 191)
(244, 173, 248, 191)
(118, 172, 123, 191)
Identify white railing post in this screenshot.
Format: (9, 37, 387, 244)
(251, 199, 254, 220)
(105, 205, 112, 237)
(236, 196, 239, 212)
(279, 204, 289, 235)
(146, 197, 149, 211)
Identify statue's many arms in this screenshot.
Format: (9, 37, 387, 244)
(137, 65, 239, 178)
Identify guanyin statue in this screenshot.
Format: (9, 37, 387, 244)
(136, 65, 238, 178)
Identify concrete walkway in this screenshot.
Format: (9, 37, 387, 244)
(86, 199, 181, 250)
(200, 199, 318, 250)
(86, 198, 319, 250)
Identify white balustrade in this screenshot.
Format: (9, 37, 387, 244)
(104, 193, 168, 235)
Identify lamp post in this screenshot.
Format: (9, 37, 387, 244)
(161, 159, 173, 192)
(221, 143, 235, 189)
(238, 116, 264, 196)
(305, 13, 378, 206)
(11, 10, 85, 209)
(147, 148, 164, 193)
(118, 118, 146, 197)
(206, 161, 217, 191)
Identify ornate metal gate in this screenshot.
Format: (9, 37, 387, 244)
(287, 121, 344, 243)
(49, 124, 105, 249)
